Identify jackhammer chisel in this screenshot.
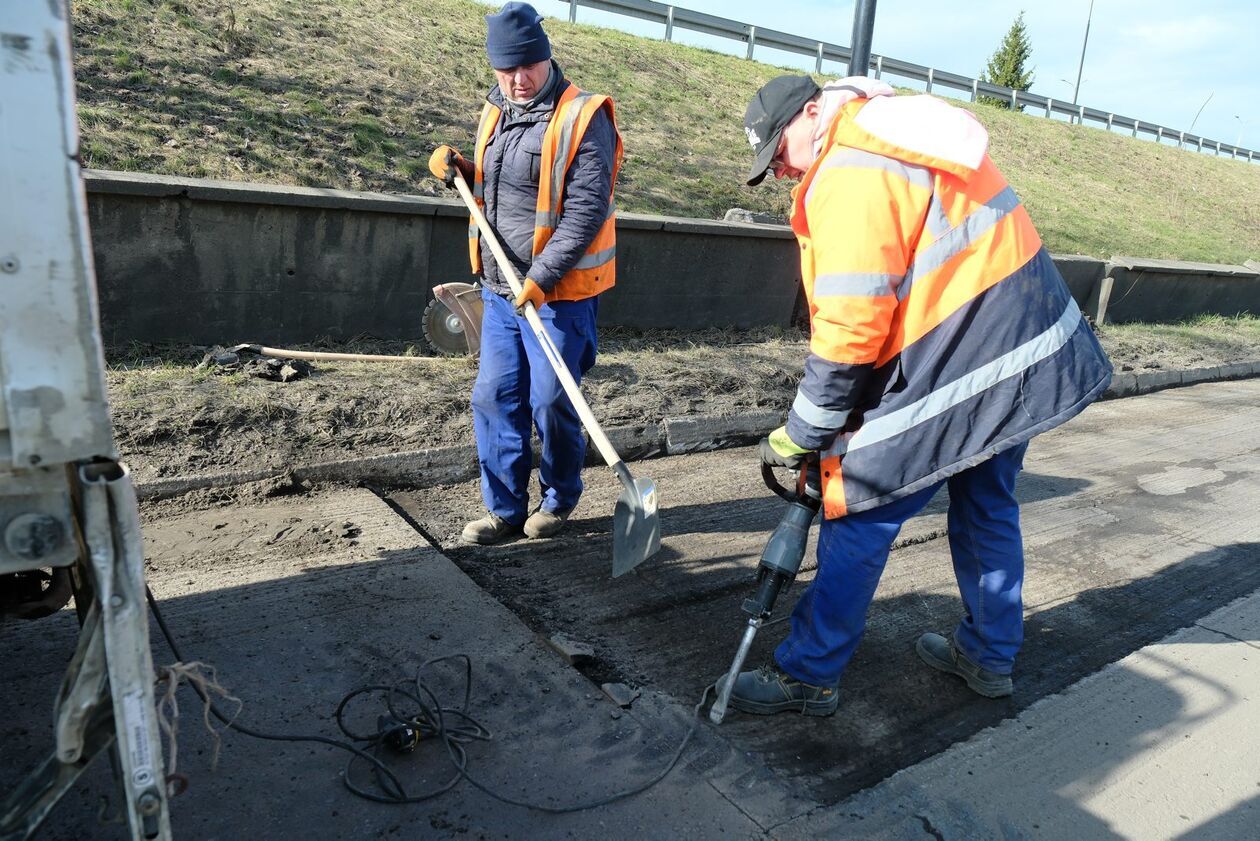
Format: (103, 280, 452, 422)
(710, 458, 822, 724)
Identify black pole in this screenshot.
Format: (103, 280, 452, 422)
(848, 0, 877, 77)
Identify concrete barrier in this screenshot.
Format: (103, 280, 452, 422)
(1095, 257, 1260, 324)
(83, 171, 1259, 344)
(1053, 254, 1108, 313)
(84, 170, 799, 345)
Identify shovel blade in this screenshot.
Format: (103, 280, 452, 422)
(612, 476, 660, 577)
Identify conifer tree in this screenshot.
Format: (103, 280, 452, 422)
(979, 12, 1035, 110)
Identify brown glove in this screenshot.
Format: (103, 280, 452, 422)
(513, 278, 546, 314)
(428, 145, 467, 188)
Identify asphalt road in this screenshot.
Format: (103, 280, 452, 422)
(3, 379, 1258, 839)
(391, 378, 1260, 819)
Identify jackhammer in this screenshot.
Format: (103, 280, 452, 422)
(709, 457, 822, 724)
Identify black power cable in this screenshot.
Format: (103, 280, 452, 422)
(145, 586, 708, 812)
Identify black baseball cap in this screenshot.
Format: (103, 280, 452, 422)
(743, 75, 821, 186)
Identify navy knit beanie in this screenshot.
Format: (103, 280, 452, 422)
(485, 2, 552, 69)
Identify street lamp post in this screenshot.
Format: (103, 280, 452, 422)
(849, 0, 877, 77)
(1072, 0, 1095, 107)
(1236, 116, 1245, 147)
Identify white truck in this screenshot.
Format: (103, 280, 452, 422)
(1, 2, 171, 838)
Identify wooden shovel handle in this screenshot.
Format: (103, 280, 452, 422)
(449, 171, 625, 471)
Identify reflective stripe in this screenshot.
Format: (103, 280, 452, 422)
(472, 104, 497, 205)
(825, 298, 1083, 458)
(467, 223, 478, 239)
(536, 201, 614, 231)
(573, 245, 615, 270)
(814, 272, 900, 297)
(925, 191, 950, 239)
(792, 391, 852, 430)
(899, 186, 1020, 301)
(546, 93, 595, 217)
(806, 148, 931, 206)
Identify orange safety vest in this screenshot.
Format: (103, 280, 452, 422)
(791, 97, 1110, 519)
(469, 84, 623, 302)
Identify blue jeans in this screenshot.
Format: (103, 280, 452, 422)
(471, 287, 598, 525)
(775, 443, 1029, 685)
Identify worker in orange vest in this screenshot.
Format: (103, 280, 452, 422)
(429, 3, 622, 545)
(722, 75, 1112, 716)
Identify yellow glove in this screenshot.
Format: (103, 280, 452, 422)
(759, 425, 811, 470)
(513, 278, 546, 314)
(428, 145, 466, 187)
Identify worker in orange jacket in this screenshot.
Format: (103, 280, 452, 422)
(428, 3, 622, 546)
(722, 75, 1112, 716)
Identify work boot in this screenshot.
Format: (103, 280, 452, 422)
(523, 508, 570, 539)
(915, 632, 1013, 698)
(460, 513, 520, 545)
(718, 665, 839, 717)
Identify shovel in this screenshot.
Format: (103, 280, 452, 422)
(447, 170, 660, 577)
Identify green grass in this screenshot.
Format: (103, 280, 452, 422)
(73, 0, 1260, 263)
(1103, 314, 1260, 354)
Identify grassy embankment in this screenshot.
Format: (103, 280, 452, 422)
(75, 0, 1260, 264)
(78, 0, 1260, 476)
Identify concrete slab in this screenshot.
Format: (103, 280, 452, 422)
(7, 380, 1260, 839)
(780, 591, 1260, 840)
(390, 379, 1260, 824)
(0, 489, 768, 839)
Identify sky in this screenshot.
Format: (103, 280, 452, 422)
(540, 0, 1259, 153)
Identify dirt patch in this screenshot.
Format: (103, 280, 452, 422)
(136, 472, 314, 524)
(107, 327, 805, 484)
(107, 319, 1260, 488)
(1095, 317, 1260, 372)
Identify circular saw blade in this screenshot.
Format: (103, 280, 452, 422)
(422, 297, 470, 355)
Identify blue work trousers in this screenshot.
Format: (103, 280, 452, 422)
(776, 442, 1029, 686)
(472, 288, 598, 525)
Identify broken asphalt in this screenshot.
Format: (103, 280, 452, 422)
(3, 380, 1258, 839)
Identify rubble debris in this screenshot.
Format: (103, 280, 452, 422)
(600, 682, 640, 709)
(722, 207, 787, 225)
(197, 345, 240, 369)
(545, 633, 594, 667)
(243, 356, 312, 382)
(197, 345, 313, 382)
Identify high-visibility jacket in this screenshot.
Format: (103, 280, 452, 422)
(786, 94, 1112, 520)
(469, 84, 623, 302)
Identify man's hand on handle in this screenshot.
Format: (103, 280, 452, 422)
(759, 425, 812, 472)
(513, 278, 546, 315)
(428, 145, 471, 188)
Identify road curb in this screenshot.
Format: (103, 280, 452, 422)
(134, 361, 1260, 500)
(135, 446, 479, 501)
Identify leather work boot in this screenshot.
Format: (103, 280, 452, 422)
(719, 665, 839, 717)
(460, 513, 520, 545)
(523, 508, 570, 539)
(916, 632, 1013, 698)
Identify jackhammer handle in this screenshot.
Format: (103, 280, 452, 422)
(762, 462, 798, 502)
(762, 456, 825, 505)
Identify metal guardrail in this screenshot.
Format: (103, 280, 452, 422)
(558, 0, 1257, 164)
